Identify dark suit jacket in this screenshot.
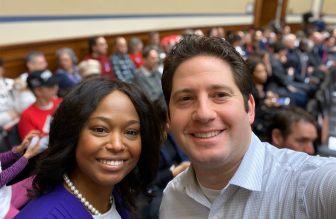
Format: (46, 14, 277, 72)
(156, 132, 190, 190)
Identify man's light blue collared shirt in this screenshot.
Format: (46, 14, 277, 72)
(160, 133, 336, 219)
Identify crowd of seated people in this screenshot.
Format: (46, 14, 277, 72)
(0, 21, 335, 218)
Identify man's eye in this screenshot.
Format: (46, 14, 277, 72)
(178, 96, 191, 102)
(215, 93, 227, 98)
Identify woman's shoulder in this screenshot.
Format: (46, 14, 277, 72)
(15, 184, 92, 219)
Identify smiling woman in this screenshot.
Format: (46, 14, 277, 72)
(15, 78, 163, 218)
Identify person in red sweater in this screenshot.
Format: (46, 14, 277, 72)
(18, 70, 62, 140)
(83, 36, 117, 80)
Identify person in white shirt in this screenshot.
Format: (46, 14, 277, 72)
(159, 36, 336, 219)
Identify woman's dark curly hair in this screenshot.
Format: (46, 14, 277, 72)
(28, 78, 162, 213)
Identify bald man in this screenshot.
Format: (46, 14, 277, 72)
(109, 37, 136, 82)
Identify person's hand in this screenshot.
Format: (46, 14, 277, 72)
(8, 110, 19, 120)
(13, 78, 27, 90)
(266, 91, 279, 99)
(172, 161, 191, 177)
(280, 55, 287, 64)
(309, 77, 320, 85)
(264, 98, 280, 108)
(308, 66, 314, 74)
(15, 130, 40, 154)
(287, 67, 295, 76)
(23, 141, 40, 160)
(287, 85, 297, 93)
(319, 64, 328, 72)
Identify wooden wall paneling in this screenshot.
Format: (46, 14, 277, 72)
(259, 0, 278, 27)
(254, 0, 263, 28)
(0, 24, 251, 79)
(281, 0, 289, 19)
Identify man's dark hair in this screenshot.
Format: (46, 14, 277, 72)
(272, 41, 286, 54)
(88, 36, 102, 54)
(162, 36, 252, 113)
(228, 34, 242, 45)
(24, 51, 44, 67)
(148, 31, 159, 39)
(28, 78, 163, 213)
(268, 107, 317, 140)
(142, 46, 157, 59)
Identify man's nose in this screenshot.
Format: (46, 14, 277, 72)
(304, 142, 315, 155)
(191, 96, 217, 123)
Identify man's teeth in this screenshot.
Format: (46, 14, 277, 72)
(99, 160, 124, 166)
(193, 131, 221, 138)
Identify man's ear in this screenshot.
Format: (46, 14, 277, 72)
(26, 62, 33, 71)
(271, 129, 284, 148)
(248, 94, 255, 125)
(166, 106, 172, 132)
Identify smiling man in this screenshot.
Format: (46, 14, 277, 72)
(159, 36, 336, 219)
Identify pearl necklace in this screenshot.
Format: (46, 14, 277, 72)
(63, 173, 113, 215)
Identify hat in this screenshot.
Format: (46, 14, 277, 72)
(77, 60, 101, 78)
(27, 70, 61, 89)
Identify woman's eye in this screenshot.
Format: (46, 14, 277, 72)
(94, 127, 106, 133)
(126, 130, 139, 136)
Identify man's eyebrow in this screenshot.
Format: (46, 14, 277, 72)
(171, 88, 194, 99)
(88, 117, 140, 124)
(208, 84, 234, 93)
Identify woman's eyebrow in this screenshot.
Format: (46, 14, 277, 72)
(88, 117, 140, 124)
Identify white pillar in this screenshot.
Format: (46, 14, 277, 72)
(311, 0, 323, 18)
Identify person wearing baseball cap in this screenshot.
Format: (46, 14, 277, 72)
(18, 70, 62, 140)
(77, 59, 102, 81)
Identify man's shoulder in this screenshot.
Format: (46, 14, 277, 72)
(52, 97, 63, 106)
(263, 142, 336, 173)
(163, 167, 189, 194)
(20, 103, 36, 117)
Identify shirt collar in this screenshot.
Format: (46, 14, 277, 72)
(185, 132, 264, 193)
(140, 66, 153, 77)
(229, 132, 264, 191)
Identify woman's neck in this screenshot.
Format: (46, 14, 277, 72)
(64, 172, 114, 214)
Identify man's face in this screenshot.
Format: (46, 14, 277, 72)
(116, 38, 128, 54)
(149, 33, 160, 46)
(168, 56, 255, 169)
(35, 85, 59, 102)
(94, 37, 108, 55)
(281, 121, 317, 155)
(27, 55, 47, 72)
(144, 50, 159, 71)
(286, 37, 296, 50)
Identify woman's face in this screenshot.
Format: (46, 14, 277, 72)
(262, 53, 270, 65)
(252, 63, 268, 84)
(59, 53, 73, 70)
(74, 90, 141, 187)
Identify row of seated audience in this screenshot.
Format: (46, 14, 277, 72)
(0, 20, 336, 218)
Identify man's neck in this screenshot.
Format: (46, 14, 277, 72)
(35, 98, 52, 108)
(193, 157, 244, 190)
(273, 53, 281, 60)
(143, 65, 154, 74)
(91, 52, 101, 59)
